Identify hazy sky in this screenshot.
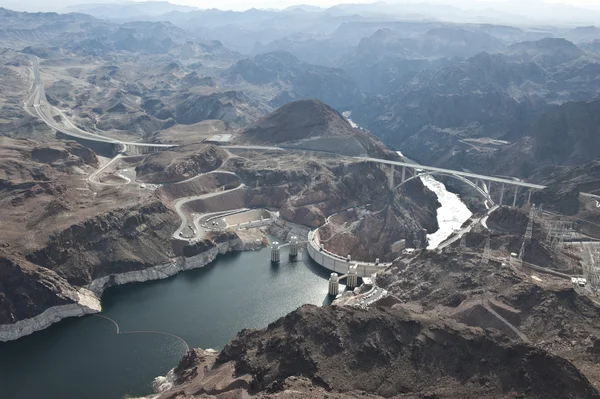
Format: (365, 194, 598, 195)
(115, 0, 600, 10)
(4, 0, 600, 13)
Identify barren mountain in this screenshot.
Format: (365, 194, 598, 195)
(0, 137, 179, 324)
(135, 144, 228, 184)
(147, 304, 600, 399)
(353, 38, 600, 166)
(237, 99, 394, 157)
(225, 51, 363, 109)
(343, 27, 504, 94)
(490, 97, 600, 182)
(377, 233, 600, 388)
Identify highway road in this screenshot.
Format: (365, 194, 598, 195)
(358, 156, 546, 190)
(27, 57, 590, 200)
(25, 57, 176, 150)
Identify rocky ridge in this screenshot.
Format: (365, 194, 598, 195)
(146, 305, 600, 399)
(237, 99, 396, 157)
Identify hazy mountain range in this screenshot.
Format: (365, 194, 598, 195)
(3, 3, 600, 179)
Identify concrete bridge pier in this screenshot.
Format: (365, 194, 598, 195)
(401, 166, 406, 183)
(289, 236, 298, 258)
(527, 188, 533, 204)
(271, 242, 280, 263)
(347, 264, 358, 289)
(512, 186, 519, 208)
(499, 183, 505, 206)
(388, 164, 395, 190)
(328, 273, 339, 296)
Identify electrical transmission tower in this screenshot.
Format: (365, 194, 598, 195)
(412, 231, 422, 249)
(525, 205, 535, 243)
(553, 222, 571, 249)
(545, 222, 555, 244)
(518, 241, 526, 263)
(481, 232, 491, 265)
(583, 243, 600, 296)
(546, 221, 565, 249)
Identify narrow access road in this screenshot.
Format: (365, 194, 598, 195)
(438, 205, 500, 250)
(88, 154, 124, 185)
(172, 172, 246, 241)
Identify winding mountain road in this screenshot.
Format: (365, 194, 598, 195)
(172, 171, 245, 241)
(88, 154, 125, 185)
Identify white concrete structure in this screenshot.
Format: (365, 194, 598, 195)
(307, 230, 391, 278)
(271, 242, 280, 263)
(347, 264, 358, 289)
(204, 134, 233, 145)
(572, 277, 587, 288)
(328, 273, 339, 296)
(289, 236, 299, 258)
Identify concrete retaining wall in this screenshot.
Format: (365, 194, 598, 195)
(224, 209, 271, 226)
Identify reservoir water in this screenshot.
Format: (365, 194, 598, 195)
(0, 115, 471, 398)
(0, 247, 334, 399)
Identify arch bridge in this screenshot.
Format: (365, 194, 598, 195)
(360, 157, 545, 208)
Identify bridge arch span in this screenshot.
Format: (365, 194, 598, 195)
(393, 171, 495, 206)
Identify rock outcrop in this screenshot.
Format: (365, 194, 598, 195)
(237, 99, 397, 157)
(135, 144, 228, 184)
(147, 305, 600, 399)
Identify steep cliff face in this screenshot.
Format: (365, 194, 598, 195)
(148, 305, 600, 399)
(318, 180, 439, 261)
(0, 138, 183, 336)
(0, 251, 75, 324)
(26, 201, 178, 286)
(527, 98, 600, 167)
(228, 152, 439, 253)
(0, 194, 179, 328)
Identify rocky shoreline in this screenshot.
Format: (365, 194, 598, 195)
(139, 304, 600, 399)
(0, 232, 266, 342)
(0, 288, 101, 342)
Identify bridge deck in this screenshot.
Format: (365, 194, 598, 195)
(358, 157, 546, 190)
